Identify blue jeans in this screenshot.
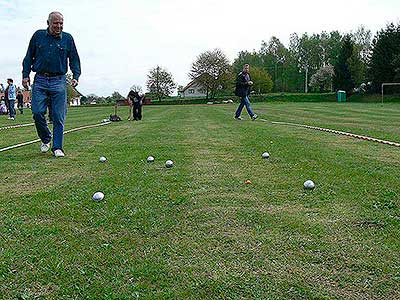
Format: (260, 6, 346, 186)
(31, 74, 67, 151)
(235, 95, 254, 118)
(8, 100, 16, 118)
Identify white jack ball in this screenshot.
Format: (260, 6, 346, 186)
(92, 192, 105, 202)
(262, 152, 270, 159)
(165, 160, 174, 168)
(304, 180, 315, 190)
(99, 156, 107, 163)
(147, 156, 155, 163)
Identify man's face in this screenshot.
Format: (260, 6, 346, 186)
(243, 65, 250, 73)
(48, 14, 64, 36)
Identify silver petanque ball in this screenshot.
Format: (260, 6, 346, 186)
(303, 180, 315, 190)
(99, 156, 107, 163)
(147, 156, 155, 163)
(262, 152, 270, 159)
(165, 160, 174, 168)
(92, 191, 105, 202)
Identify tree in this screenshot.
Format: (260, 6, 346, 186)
(309, 64, 334, 92)
(189, 48, 232, 99)
(111, 91, 123, 100)
(348, 26, 372, 86)
(250, 66, 273, 94)
(260, 36, 290, 92)
(146, 66, 176, 101)
(129, 85, 142, 93)
(368, 23, 400, 92)
(233, 50, 264, 74)
(333, 35, 355, 94)
(290, 33, 321, 92)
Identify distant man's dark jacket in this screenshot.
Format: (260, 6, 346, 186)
(16, 93, 24, 105)
(235, 72, 251, 97)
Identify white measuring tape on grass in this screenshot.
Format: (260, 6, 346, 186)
(260, 119, 400, 148)
(0, 121, 111, 153)
(0, 123, 35, 131)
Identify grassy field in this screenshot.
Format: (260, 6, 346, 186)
(0, 102, 399, 299)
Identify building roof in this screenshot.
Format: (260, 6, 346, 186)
(180, 76, 206, 92)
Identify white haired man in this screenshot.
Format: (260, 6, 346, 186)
(22, 11, 81, 157)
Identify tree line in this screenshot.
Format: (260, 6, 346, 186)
(97, 22, 400, 101)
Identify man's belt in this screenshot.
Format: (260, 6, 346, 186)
(37, 72, 64, 77)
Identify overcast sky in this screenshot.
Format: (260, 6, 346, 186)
(0, 0, 399, 96)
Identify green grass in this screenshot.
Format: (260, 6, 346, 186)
(0, 102, 399, 299)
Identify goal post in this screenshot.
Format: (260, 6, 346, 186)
(381, 83, 400, 104)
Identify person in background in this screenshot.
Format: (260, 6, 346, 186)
(16, 90, 24, 114)
(234, 64, 258, 121)
(127, 90, 144, 121)
(0, 100, 7, 115)
(7, 78, 16, 120)
(4, 83, 9, 113)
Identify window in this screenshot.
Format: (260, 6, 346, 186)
(188, 89, 195, 94)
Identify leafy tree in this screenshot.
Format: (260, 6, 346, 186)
(333, 35, 355, 94)
(146, 66, 176, 101)
(111, 91, 123, 101)
(393, 54, 400, 81)
(189, 48, 232, 99)
(348, 26, 372, 86)
(260, 36, 289, 92)
(129, 85, 142, 93)
(250, 66, 273, 94)
(80, 96, 88, 105)
(232, 50, 264, 74)
(309, 64, 334, 92)
(368, 23, 400, 92)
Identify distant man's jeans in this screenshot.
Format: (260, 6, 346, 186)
(8, 100, 16, 118)
(31, 74, 67, 151)
(235, 95, 254, 118)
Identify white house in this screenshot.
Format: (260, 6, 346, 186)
(69, 97, 81, 106)
(179, 78, 207, 98)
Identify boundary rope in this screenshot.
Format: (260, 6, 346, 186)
(0, 122, 111, 153)
(0, 123, 35, 131)
(261, 119, 400, 148)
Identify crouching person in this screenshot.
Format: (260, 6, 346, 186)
(127, 91, 144, 121)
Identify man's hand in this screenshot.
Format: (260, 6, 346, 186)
(22, 78, 30, 89)
(71, 79, 78, 87)
(248, 80, 254, 86)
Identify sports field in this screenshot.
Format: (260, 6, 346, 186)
(0, 102, 399, 299)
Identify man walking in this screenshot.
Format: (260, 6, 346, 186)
(7, 79, 16, 120)
(22, 11, 81, 157)
(234, 64, 257, 121)
(16, 90, 24, 114)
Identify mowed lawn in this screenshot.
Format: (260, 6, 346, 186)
(0, 102, 399, 300)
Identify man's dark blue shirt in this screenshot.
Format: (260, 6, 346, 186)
(22, 29, 81, 80)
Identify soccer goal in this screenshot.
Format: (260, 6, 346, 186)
(381, 83, 400, 104)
